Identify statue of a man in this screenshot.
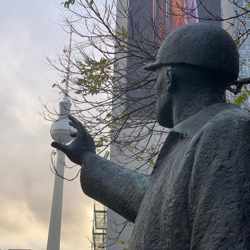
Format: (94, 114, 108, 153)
(52, 23, 250, 249)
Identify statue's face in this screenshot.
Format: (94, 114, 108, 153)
(155, 66, 174, 128)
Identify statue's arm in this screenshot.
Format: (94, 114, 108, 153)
(81, 152, 150, 222)
(51, 115, 150, 223)
(189, 116, 250, 249)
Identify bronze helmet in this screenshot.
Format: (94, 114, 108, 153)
(145, 23, 239, 83)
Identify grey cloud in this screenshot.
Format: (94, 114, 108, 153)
(0, 0, 93, 249)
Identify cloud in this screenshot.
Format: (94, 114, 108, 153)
(0, 1, 93, 249)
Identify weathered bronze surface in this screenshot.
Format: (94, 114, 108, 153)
(52, 23, 250, 250)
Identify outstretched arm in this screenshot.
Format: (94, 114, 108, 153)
(51, 115, 150, 222)
(81, 152, 150, 222)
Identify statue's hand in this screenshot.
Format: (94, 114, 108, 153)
(51, 115, 96, 165)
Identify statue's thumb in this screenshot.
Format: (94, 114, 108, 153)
(51, 142, 68, 154)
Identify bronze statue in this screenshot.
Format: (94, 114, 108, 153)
(52, 23, 250, 249)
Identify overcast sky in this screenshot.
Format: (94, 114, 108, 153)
(0, 1, 93, 249)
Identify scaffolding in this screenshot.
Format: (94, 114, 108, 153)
(92, 204, 107, 250)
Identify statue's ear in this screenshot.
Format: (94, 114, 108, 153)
(166, 68, 178, 94)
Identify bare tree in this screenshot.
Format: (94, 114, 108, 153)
(47, 1, 250, 247)
(48, 0, 249, 170)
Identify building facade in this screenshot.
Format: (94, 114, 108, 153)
(104, 1, 250, 249)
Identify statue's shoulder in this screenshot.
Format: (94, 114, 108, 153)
(202, 104, 250, 137)
(213, 104, 250, 123)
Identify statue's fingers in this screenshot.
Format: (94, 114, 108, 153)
(69, 115, 88, 134)
(70, 132, 77, 137)
(51, 141, 69, 155)
(69, 121, 77, 129)
(68, 115, 82, 128)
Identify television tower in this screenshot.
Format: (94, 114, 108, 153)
(47, 27, 73, 250)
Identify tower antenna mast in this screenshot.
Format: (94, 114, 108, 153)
(65, 25, 73, 96)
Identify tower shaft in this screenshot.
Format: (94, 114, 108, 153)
(46, 150, 65, 250)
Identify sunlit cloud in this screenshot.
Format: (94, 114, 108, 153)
(0, 1, 93, 249)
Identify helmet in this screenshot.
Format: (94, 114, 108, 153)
(145, 23, 239, 82)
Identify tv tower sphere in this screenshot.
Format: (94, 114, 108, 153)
(50, 96, 72, 144)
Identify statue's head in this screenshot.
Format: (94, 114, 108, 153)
(145, 23, 239, 127)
